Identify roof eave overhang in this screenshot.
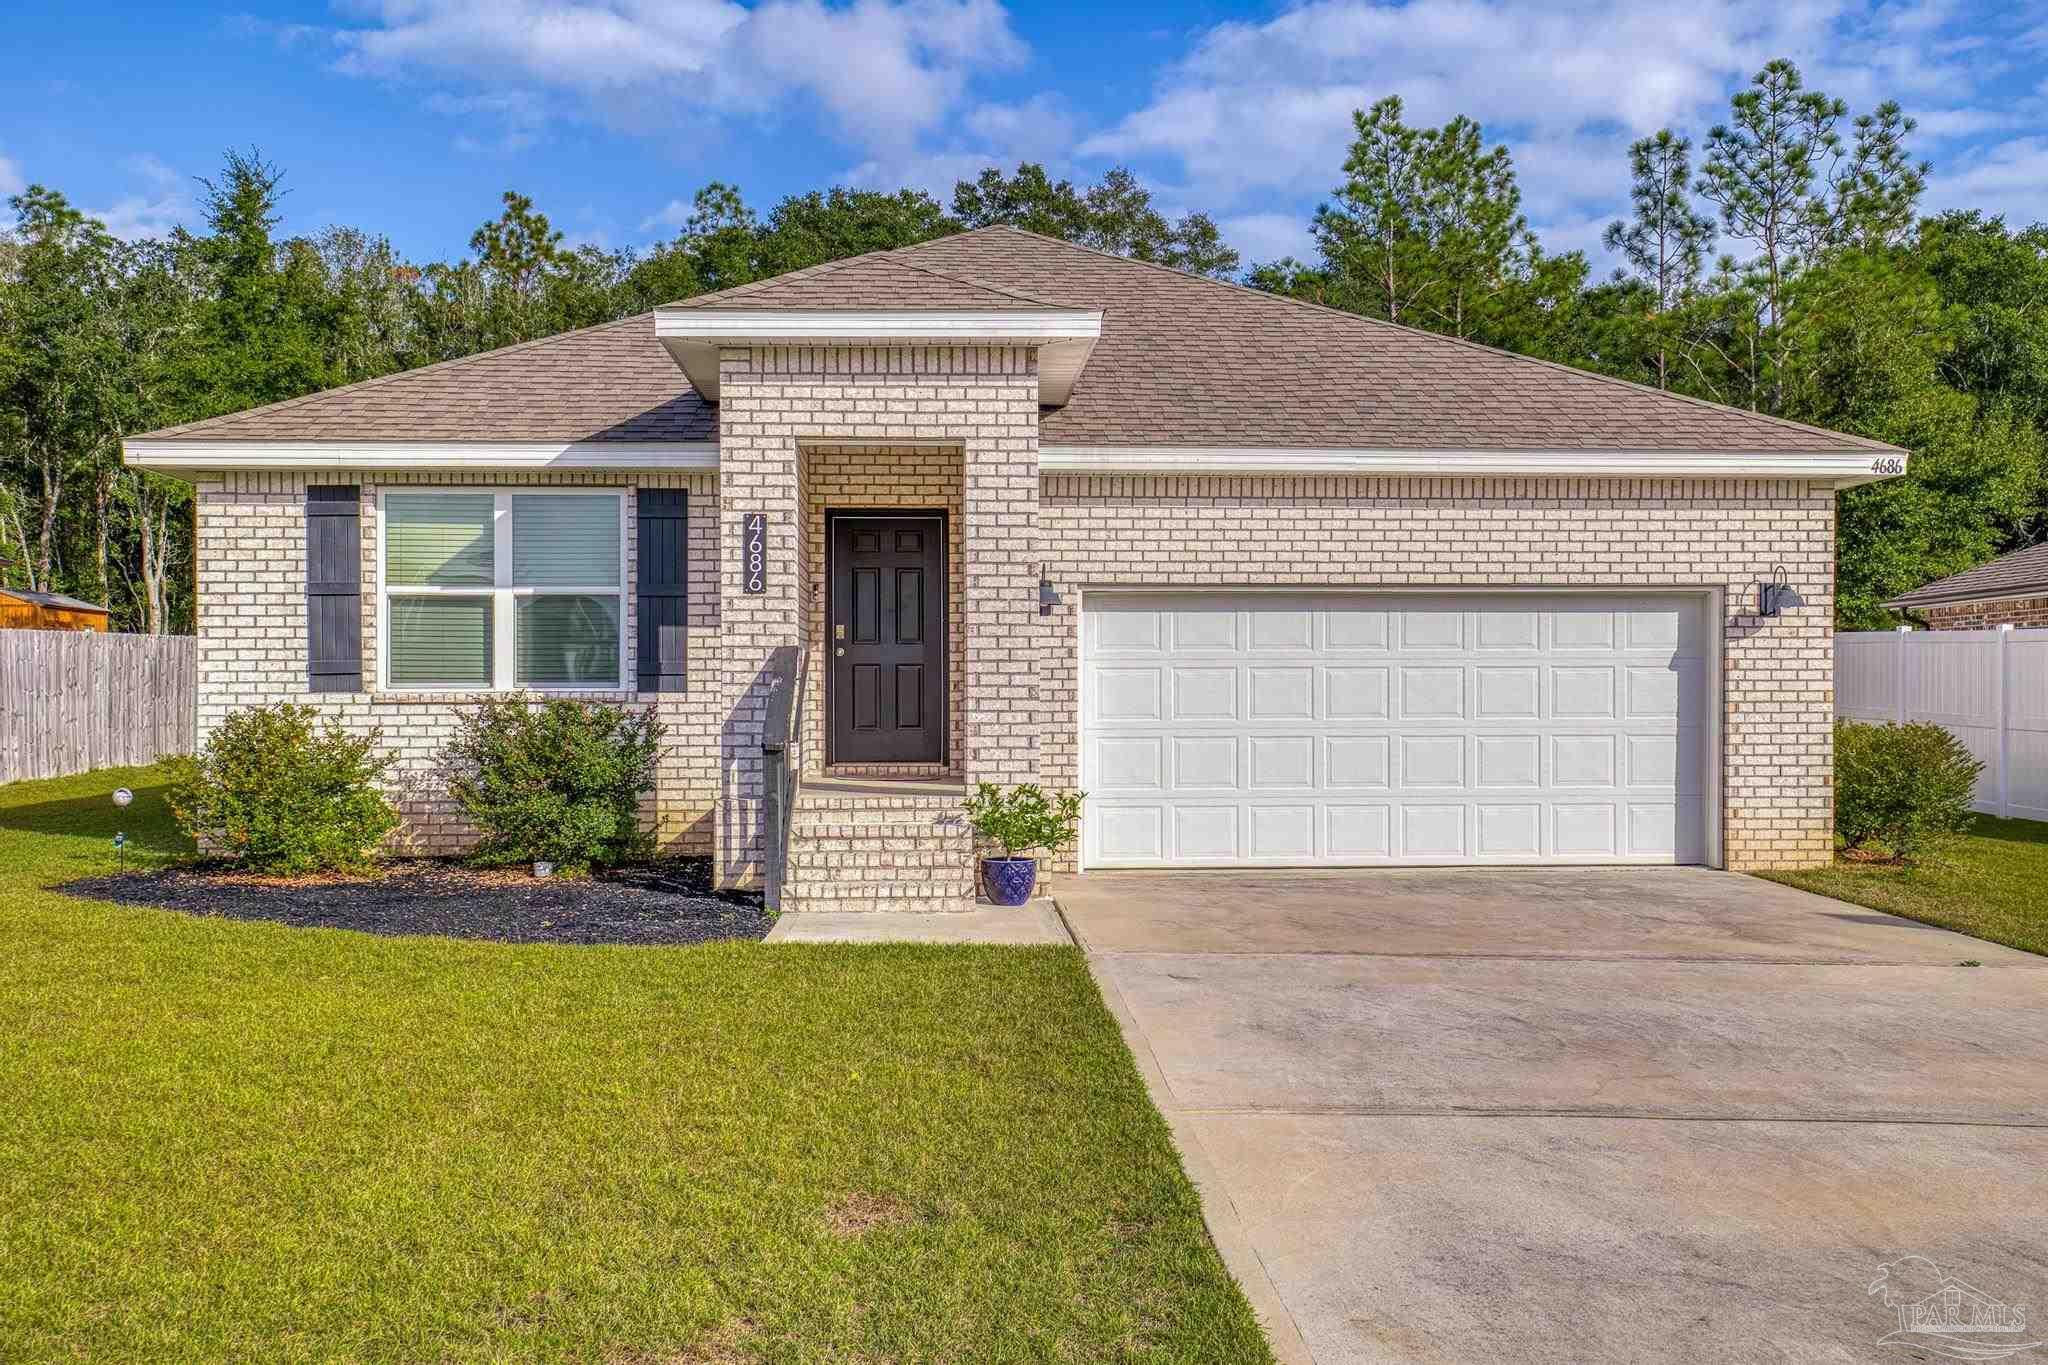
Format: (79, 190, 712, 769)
(1039, 446, 1909, 485)
(122, 439, 719, 474)
(652, 309, 1103, 406)
(1882, 587, 2048, 611)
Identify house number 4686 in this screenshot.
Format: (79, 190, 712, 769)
(743, 513, 768, 594)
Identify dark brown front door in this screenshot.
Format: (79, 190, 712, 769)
(828, 513, 946, 765)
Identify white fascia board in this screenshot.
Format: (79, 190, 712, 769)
(653, 308, 1103, 343)
(1039, 446, 1909, 486)
(123, 439, 720, 472)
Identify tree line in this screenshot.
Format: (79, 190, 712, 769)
(2, 59, 2041, 632)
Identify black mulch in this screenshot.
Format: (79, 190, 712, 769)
(61, 857, 771, 946)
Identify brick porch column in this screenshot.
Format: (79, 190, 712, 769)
(961, 428, 1042, 789)
(713, 346, 803, 887)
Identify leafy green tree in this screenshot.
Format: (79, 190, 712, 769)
(1258, 97, 1584, 354)
(1603, 131, 1714, 388)
(952, 163, 1239, 277)
(0, 187, 126, 597)
(1788, 248, 2040, 625)
(179, 149, 339, 415)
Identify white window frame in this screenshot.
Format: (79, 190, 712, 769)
(375, 487, 629, 694)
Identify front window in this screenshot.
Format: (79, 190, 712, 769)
(381, 490, 623, 690)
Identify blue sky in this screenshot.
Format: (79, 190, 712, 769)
(3, 0, 2042, 273)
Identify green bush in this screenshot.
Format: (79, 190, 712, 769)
(1835, 718, 1983, 863)
(444, 694, 664, 872)
(167, 704, 398, 873)
(962, 783, 1085, 859)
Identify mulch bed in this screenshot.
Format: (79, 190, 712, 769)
(62, 857, 771, 946)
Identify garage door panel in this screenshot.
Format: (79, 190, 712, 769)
(1477, 804, 1542, 857)
(1249, 805, 1316, 859)
(1325, 735, 1391, 788)
(1173, 735, 1239, 789)
(1327, 804, 1392, 857)
(1326, 608, 1390, 650)
(1248, 667, 1315, 719)
(1082, 593, 1710, 868)
(1399, 666, 1466, 718)
(1173, 805, 1240, 860)
(1169, 608, 1236, 651)
(1326, 667, 1390, 718)
(1170, 667, 1238, 720)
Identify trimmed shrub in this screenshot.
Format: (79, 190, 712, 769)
(444, 694, 664, 872)
(167, 704, 398, 873)
(962, 783, 1085, 858)
(1835, 718, 1982, 863)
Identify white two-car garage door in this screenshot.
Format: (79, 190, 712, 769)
(1081, 592, 1712, 867)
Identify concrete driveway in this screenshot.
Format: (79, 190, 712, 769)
(1058, 867, 2048, 1364)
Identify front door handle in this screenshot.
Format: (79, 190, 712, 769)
(835, 647, 846, 657)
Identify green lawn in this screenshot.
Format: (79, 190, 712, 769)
(0, 766, 1268, 1364)
(1759, 816, 2048, 958)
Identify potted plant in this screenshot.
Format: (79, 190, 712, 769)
(961, 783, 1084, 906)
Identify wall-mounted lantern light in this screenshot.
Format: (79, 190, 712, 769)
(1758, 566, 1805, 618)
(1039, 565, 1062, 616)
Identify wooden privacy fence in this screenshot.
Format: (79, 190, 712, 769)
(1837, 626, 2048, 822)
(0, 630, 196, 783)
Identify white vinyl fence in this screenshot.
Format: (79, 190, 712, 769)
(0, 630, 197, 783)
(1837, 627, 2048, 822)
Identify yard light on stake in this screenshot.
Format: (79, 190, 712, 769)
(111, 788, 132, 873)
(1758, 566, 1805, 618)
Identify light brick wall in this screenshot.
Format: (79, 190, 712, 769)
(801, 444, 965, 776)
(1038, 473, 1838, 872)
(712, 343, 1040, 886)
(193, 468, 721, 855)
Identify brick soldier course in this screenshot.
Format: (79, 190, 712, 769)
(134, 226, 1911, 900)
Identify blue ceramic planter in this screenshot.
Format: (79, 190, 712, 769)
(982, 857, 1038, 906)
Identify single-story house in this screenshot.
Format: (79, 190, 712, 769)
(125, 226, 1909, 908)
(1883, 542, 2048, 629)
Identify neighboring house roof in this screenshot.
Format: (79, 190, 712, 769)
(128, 225, 1901, 456)
(0, 587, 109, 613)
(1884, 541, 2048, 609)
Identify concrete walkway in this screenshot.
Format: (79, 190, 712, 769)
(1060, 867, 2048, 1365)
(764, 904, 1069, 944)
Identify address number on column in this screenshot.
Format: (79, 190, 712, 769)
(743, 512, 768, 594)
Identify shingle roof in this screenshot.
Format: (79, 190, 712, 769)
(664, 252, 1072, 311)
(133, 313, 714, 443)
(1885, 542, 2048, 609)
(132, 226, 1899, 454)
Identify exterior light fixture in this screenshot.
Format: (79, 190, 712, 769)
(1039, 565, 1062, 616)
(1758, 567, 1805, 618)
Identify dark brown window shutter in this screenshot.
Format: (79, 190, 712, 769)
(306, 485, 363, 693)
(636, 489, 688, 693)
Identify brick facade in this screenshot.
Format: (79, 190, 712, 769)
(1920, 596, 2048, 630)
(194, 468, 720, 855)
(710, 344, 1040, 886)
(192, 381, 1840, 883)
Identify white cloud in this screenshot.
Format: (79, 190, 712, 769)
(1219, 211, 1315, 264)
(323, 0, 1025, 154)
(0, 152, 23, 198)
(1926, 136, 2048, 226)
(1075, 0, 2022, 271)
(86, 155, 195, 240)
(1081, 0, 1868, 205)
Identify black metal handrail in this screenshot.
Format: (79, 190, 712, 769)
(760, 644, 806, 910)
